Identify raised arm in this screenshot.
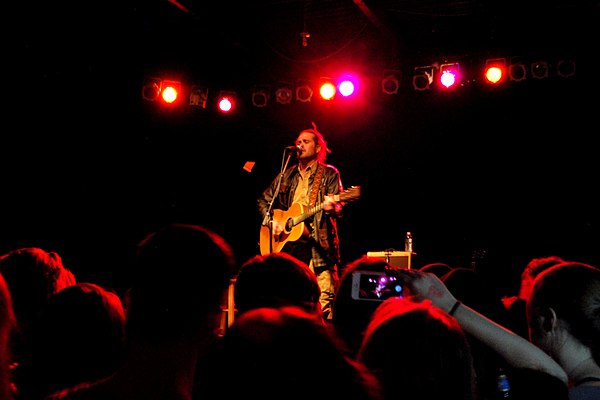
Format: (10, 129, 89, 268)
(395, 268, 568, 384)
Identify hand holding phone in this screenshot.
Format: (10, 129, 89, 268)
(351, 270, 403, 301)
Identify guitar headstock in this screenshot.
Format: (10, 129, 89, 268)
(338, 186, 361, 202)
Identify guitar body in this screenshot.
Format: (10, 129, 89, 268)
(259, 186, 361, 256)
(260, 203, 306, 255)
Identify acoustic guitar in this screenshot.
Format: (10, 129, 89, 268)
(259, 186, 361, 255)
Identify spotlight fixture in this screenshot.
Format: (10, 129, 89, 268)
(484, 58, 507, 84)
(556, 59, 576, 78)
(160, 80, 182, 104)
(189, 85, 209, 108)
(217, 91, 237, 113)
(275, 83, 293, 104)
(318, 77, 336, 100)
(531, 61, 549, 79)
(251, 85, 270, 108)
(412, 66, 434, 91)
(382, 69, 400, 94)
(508, 58, 527, 82)
(142, 77, 162, 101)
(439, 63, 460, 89)
(296, 80, 313, 102)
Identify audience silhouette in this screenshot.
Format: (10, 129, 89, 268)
(196, 305, 383, 400)
(233, 252, 322, 319)
(0, 247, 77, 397)
(0, 272, 16, 400)
(527, 261, 600, 399)
(17, 282, 126, 400)
(419, 262, 453, 277)
(502, 255, 565, 339)
(394, 267, 569, 394)
(331, 255, 396, 357)
(45, 223, 237, 400)
(0, 231, 596, 399)
(441, 267, 509, 400)
(504, 366, 569, 400)
(357, 296, 476, 400)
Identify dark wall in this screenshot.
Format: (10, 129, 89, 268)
(4, 0, 597, 296)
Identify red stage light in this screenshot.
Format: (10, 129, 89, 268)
(484, 58, 507, 84)
(217, 91, 236, 113)
(161, 80, 182, 104)
(319, 79, 336, 100)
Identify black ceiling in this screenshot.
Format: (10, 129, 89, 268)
(132, 0, 596, 71)
(3, 0, 599, 289)
(10, 0, 596, 97)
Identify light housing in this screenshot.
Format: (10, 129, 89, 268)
(382, 69, 400, 94)
(217, 91, 237, 113)
(508, 58, 527, 82)
(160, 80, 182, 104)
(412, 66, 434, 91)
(296, 80, 313, 102)
(556, 59, 576, 78)
(189, 85, 209, 108)
(275, 83, 293, 104)
(438, 63, 460, 89)
(531, 61, 549, 79)
(337, 76, 357, 97)
(484, 58, 507, 84)
(142, 77, 162, 101)
(319, 77, 336, 100)
(251, 85, 270, 107)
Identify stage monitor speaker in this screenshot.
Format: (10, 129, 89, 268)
(366, 250, 412, 269)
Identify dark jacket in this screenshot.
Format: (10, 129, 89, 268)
(257, 162, 343, 269)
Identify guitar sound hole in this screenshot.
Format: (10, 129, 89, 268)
(285, 219, 293, 232)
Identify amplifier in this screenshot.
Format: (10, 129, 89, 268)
(366, 250, 412, 269)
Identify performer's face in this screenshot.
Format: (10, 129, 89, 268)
(296, 132, 319, 160)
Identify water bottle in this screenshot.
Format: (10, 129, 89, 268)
(405, 232, 413, 253)
(497, 370, 511, 399)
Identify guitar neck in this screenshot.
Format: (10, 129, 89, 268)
(293, 190, 357, 225)
(294, 203, 324, 225)
(289, 188, 359, 227)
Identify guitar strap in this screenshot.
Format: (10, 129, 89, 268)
(308, 163, 324, 207)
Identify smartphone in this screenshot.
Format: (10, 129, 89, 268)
(350, 270, 403, 301)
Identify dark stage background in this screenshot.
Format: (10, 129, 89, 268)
(4, 0, 598, 296)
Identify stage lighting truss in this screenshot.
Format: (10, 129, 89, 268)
(189, 85, 209, 108)
(275, 83, 293, 104)
(296, 80, 313, 102)
(251, 85, 270, 107)
(142, 54, 575, 112)
(412, 66, 435, 91)
(382, 69, 400, 94)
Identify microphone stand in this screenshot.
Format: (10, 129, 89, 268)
(261, 149, 294, 254)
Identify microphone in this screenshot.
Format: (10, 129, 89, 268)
(285, 145, 302, 152)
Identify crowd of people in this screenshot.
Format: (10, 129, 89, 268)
(0, 222, 598, 400)
(0, 127, 598, 400)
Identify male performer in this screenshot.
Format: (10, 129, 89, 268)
(257, 123, 344, 320)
